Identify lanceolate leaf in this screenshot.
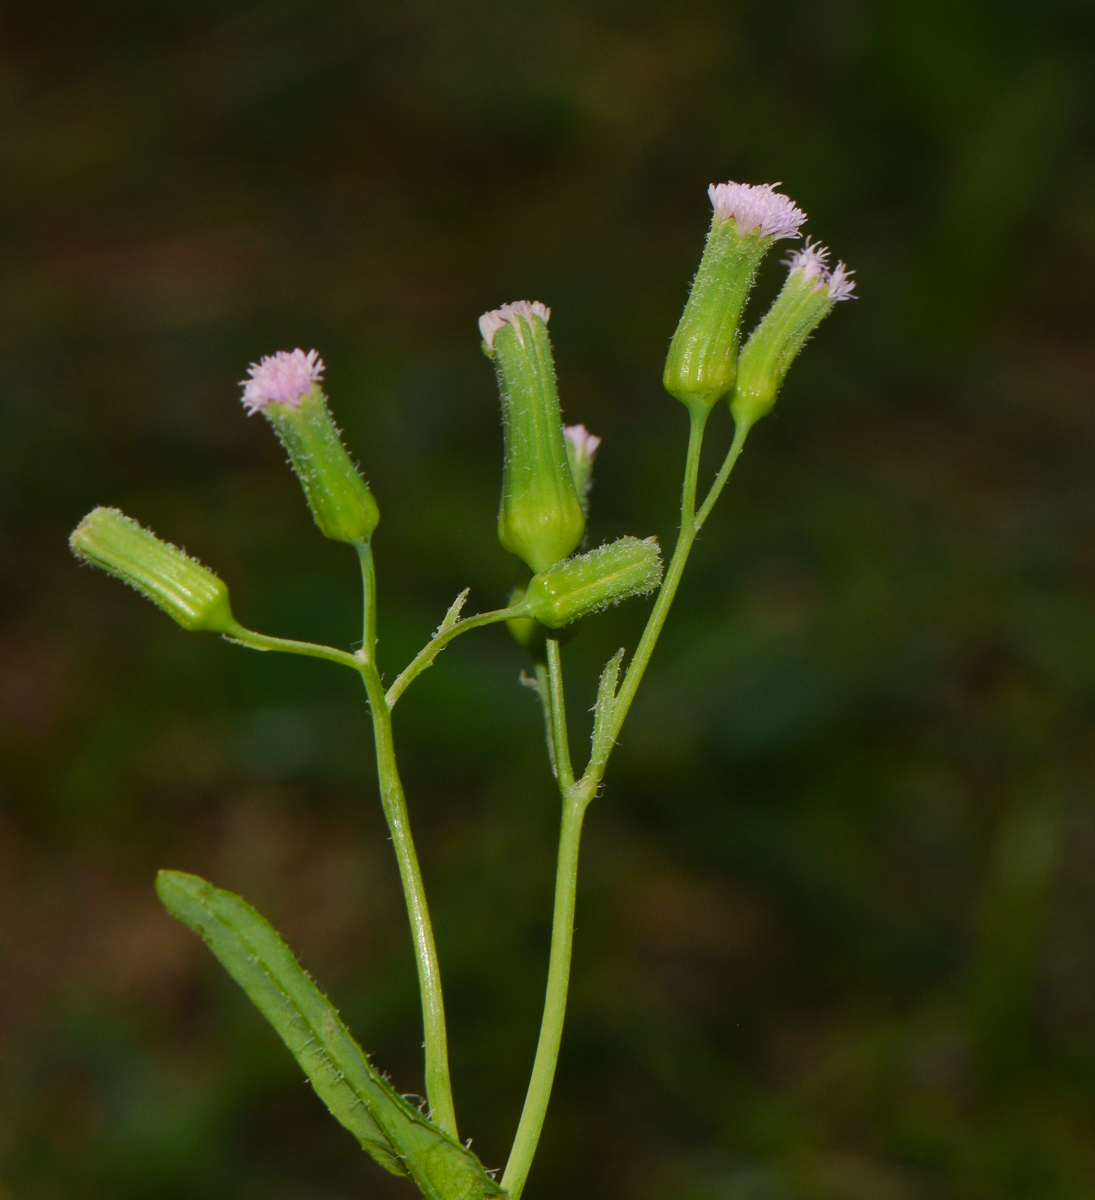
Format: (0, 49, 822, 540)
(157, 870, 505, 1200)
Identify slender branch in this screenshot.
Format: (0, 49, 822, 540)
(355, 541, 459, 1140)
(593, 402, 713, 757)
(544, 637, 574, 793)
(533, 661, 559, 779)
(695, 417, 749, 531)
(223, 621, 363, 672)
(386, 604, 523, 708)
(500, 784, 592, 1199)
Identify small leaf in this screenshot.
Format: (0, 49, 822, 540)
(157, 870, 505, 1200)
(591, 648, 625, 762)
(437, 589, 470, 637)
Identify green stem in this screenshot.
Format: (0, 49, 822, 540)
(594, 402, 714, 755)
(386, 605, 522, 708)
(544, 637, 574, 792)
(505, 405, 749, 1200)
(223, 621, 362, 672)
(500, 783, 592, 1200)
(355, 542, 459, 1140)
(533, 661, 558, 779)
(695, 417, 749, 531)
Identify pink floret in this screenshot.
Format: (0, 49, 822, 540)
(479, 300, 551, 349)
(564, 424, 601, 460)
(708, 181, 807, 241)
(240, 348, 325, 414)
(826, 261, 856, 302)
(785, 240, 856, 302)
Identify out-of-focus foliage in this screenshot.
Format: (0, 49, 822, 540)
(3, 1, 1095, 1197)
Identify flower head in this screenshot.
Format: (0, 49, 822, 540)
(479, 300, 551, 350)
(785, 239, 856, 301)
(708, 182, 806, 241)
(240, 349, 325, 415)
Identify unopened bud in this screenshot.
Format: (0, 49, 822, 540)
(518, 536, 663, 629)
(564, 425, 601, 516)
(241, 350, 379, 544)
(70, 507, 235, 633)
(664, 182, 806, 410)
(481, 302, 586, 572)
(731, 240, 855, 430)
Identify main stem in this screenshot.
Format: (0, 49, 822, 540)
(355, 542, 459, 1140)
(500, 784, 590, 1199)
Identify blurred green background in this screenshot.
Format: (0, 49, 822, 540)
(3, 1, 1095, 1197)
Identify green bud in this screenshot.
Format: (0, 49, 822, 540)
(564, 424, 601, 517)
(731, 241, 854, 430)
(241, 350, 379, 544)
(664, 182, 806, 409)
(481, 302, 586, 573)
(519, 536, 663, 629)
(70, 507, 235, 633)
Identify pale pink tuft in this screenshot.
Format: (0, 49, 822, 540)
(564, 424, 601, 461)
(785, 239, 856, 302)
(478, 300, 551, 349)
(241, 349, 325, 414)
(707, 181, 806, 241)
(826, 261, 856, 302)
(784, 238, 830, 282)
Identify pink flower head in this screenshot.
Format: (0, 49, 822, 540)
(478, 300, 551, 350)
(564, 424, 601, 462)
(785, 239, 856, 302)
(240, 349, 325, 414)
(707, 181, 806, 241)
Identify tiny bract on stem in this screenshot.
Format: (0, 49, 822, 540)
(69, 179, 853, 1200)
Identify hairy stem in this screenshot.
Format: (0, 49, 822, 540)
(386, 605, 522, 708)
(356, 542, 458, 1139)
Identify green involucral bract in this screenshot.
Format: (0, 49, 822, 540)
(520, 536, 663, 628)
(262, 385, 380, 544)
(488, 315, 586, 573)
(156, 871, 505, 1200)
(663, 219, 776, 409)
(70, 507, 235, 633)
(731, 271, 835, 430)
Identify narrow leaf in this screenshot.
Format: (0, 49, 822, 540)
(157, 870, 505, 1200)
(591, 648, 624, 761)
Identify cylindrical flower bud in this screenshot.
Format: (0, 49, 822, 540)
(70, 507, 235, 633)
(481, 302, 586, 573)
(731, 241, 855, 430)
(664, 182, 807, 409)
(518, 536, 663, 629)
(564, 424, 601, 517)
(241, 349, 379, 544)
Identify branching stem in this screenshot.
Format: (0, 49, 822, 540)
(503, 405, 751, 1198)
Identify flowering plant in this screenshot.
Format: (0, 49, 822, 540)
(70, 182, 852, 1200)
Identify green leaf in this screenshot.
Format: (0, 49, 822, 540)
(157, 870, 505, 1200)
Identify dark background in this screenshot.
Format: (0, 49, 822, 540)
(4, 1, 1095, 1197)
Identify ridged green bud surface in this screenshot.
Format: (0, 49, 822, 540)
(520, 536, 663, 629)
(731, 241, 854, 430)
(482, 302, 586, 573)
(70, 507, 235, 633)
(263, 387, 380, 544)
(664, 182, 807, 409)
